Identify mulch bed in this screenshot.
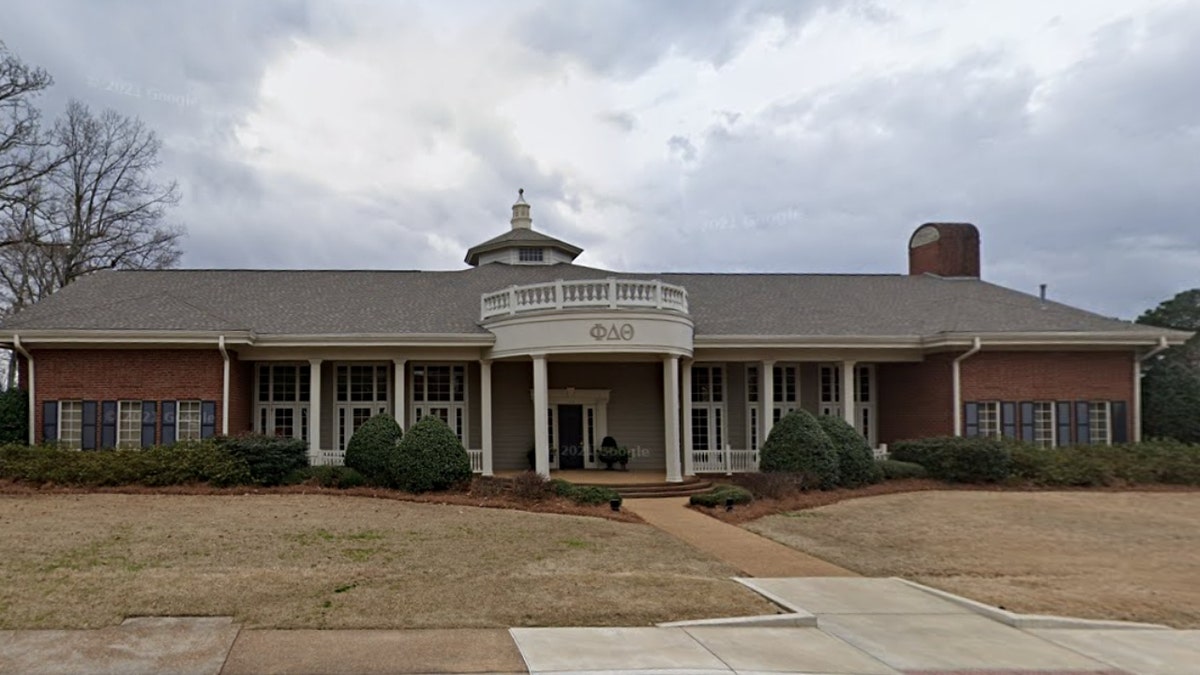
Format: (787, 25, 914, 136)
(0, 480, 643, 523)
(691, 479, 1200, 524)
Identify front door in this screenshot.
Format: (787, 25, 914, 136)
(557, 404, 584, 469)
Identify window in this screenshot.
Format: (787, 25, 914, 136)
(1033, 402, 1055, 447)
(977, 401, 1001, 438)
(745, 364, 797, 450)
(518, 247, 544, 262)
(256, 363, 310, 440)
(177, 400, 202, 442)
(58, 401, 83, 450)
(117, 401, 141, 449)
(412, 363, 467, 442)
(1089, 401, 1111, 445)
(690, 365, 726, 454)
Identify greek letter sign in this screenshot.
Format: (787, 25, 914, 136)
(590, 322, 635, 341)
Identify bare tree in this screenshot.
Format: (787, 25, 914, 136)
(37, 100, 182, 288)
(0, 42, 56, 229)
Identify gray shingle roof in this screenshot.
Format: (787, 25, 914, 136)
(0, 263, 1170, 340)
(463, 229, 583, 265)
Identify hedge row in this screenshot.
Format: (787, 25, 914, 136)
(0, 441, 251, 486)
(689, 484, 753, 508)
(890, 436, 1200, 486)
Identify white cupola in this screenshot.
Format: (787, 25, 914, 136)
(463, 190, 584, 267)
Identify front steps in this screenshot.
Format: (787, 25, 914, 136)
(571, 476, 714, 499)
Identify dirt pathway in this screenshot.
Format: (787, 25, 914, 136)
(622, 498, 856, 577)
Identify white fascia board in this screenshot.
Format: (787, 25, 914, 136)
(692, 335, 923, 349)
(0, 330, 256, 345)
(922, 331, 1192, 348)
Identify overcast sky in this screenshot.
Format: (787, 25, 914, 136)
(3, 0, 1197, 320)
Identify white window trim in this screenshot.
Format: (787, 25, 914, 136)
(1033, 401, 1055, 448)
(1089, 401, 1112, 445)
(57, 400, 84, 450)
(977, 400, 1001, 439)
(410, 362, 468, 444)
(116, 400, 141, 449)
(254, 363, 310, 441)
(176, 400, 203, 443)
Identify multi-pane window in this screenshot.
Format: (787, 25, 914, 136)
(58, 401, 83, 450)
(1089, 401, 1111, 445)
(819, 364, 841, 414)
(412, 364, 467, 442)
(117, 400, 141, 449)
(518, 247, 544, 262)
(690, 365, 725, 454)
(256, 364, 310, 440)
(1033, 402, 1055, 447)
(746, 364, 797, 450)
(177, 400, 202, 442)
(337, 364, 388, 403)
(977, 401, 1001, 438)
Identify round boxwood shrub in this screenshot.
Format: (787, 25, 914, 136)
(343, 413, 403, 486)
(392, 415, 472, 493)
(876, 458, 928, 480)
(817, 414, 882, 488)
(759, 410, 840, 489)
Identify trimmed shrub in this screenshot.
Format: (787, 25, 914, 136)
(343, 414, 403, 486)
(284, 465, 367, 489)
(216, 433, 308, 486)
(689, 484, 753, 508)
(759, 410, 840, 489)
(0, 388, 27, 445)
(891, 436, 1011, 483)
(392, 416, 472, 493)
(730, 471, 805, 499)
(876, 458, 928, 480)
(817, 415, 883, 487)
(0, 441, 250, 487)
(547, 478, 621, 505)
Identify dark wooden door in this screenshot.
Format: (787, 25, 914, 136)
(557, 404, 584, 469)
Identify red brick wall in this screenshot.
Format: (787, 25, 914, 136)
(32, 348, 229, 445)
(877, 353, 956, 444)
(228, 352, 254, 436)
(877, 350, 1136, 444)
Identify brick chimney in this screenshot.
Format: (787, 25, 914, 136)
(908, 223, 980, 277)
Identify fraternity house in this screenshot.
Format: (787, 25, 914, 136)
(1, 193, 1190, 481)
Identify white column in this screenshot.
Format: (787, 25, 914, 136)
(842, 360, 857, 428)
(393, 359, 407, 428)
(681, 359, 694, 476)
(532, 354, 550, 477)
(761, 360, 776, 444)
(1132, 357, 1143, 442)
(481, 359, 494, 476)
(309, 359, 322, 464)
(663, 356, 683, 483)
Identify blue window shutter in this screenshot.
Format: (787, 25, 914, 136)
(201, 401, 217, 439)
(963, 402, 979, 437)
(1075, 401, 1091, 445)
(1020, 402, 1034, 442)
(161, 401, 177, 444)
(101, 401, 117, 449)
(1001, 402, 1017, 439)
(81, 402, 98, 450)
(141, 401, 157, 448)
(1111, 401, 1128, 443)
(42, 401, 58, 443)
(1056, 402, 1073, 446)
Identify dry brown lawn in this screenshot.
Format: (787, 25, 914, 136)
(747, 491, 1200, 628)
(0, 493, 773, 629)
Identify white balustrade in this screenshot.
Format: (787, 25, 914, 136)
(480, 277, 689, 319)
(467, 449, 484, 473)
(690, 446, 759, 474)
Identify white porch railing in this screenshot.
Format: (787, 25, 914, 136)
(314, 448, 345, 466)
(481, 277, 689, 320)
(312, 448, 484, 474)
(691, 446, 759, 474)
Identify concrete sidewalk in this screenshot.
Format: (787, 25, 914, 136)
(623, 496, 857, 577)
(5, 579, 1200, 674)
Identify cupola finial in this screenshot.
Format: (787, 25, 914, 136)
(511, 188, 532, 229)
